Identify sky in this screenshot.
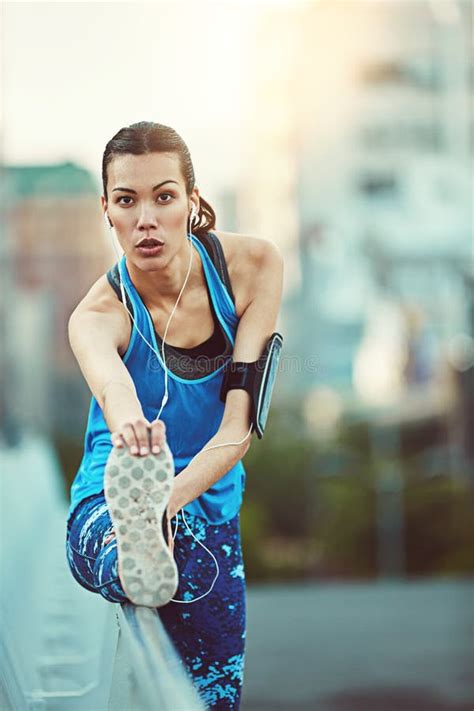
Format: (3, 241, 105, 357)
(1, 0, 289, 195)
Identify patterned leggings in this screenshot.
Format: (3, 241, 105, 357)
(65, 492, 246, 710)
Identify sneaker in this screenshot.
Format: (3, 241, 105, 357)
(104, 441, 178, 607)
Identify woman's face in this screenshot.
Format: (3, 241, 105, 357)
(102, 151, 199, 269)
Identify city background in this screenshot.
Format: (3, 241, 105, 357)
(1, 1, 472, 710)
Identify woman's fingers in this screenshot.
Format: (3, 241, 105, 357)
(118, 422, 139, 453)
(111, 418, 167, 457)
(132, 419, 151, 455)
(167, 516, 174, 555)
(149, 419, 166, 454)
(111, 431, 125, 448)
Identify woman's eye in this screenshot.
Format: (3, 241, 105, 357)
(117, 194, 173, 205)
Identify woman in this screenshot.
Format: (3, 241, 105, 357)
(65, 121, 283, 709)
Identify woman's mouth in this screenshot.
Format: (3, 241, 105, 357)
(136, 238, 164, 257)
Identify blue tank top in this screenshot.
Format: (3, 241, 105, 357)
(67, 233, 246, 526)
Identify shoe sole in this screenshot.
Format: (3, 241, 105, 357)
(104, 442, 178, 607)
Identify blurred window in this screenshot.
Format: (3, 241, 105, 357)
(359, 122, 444, 151)
(359, 57, 442, 91)
(357, 173, 398, 200)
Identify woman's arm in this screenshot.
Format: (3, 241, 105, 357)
(68, 278, 166, 455)
(168, 238, 284, 518)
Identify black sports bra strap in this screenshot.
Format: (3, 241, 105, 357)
(106, 264, 133, 313)
(198, 231, 236, 305)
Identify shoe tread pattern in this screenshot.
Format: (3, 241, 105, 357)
(104, 443, 178, 607)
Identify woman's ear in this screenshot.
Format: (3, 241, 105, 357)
(100, 196, 113, 227)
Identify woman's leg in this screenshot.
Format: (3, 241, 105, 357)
(67, 497, 247, 708)
(65, 493, 128, 603)
(158, 512, 247, 711)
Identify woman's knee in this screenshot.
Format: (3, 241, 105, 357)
(92, 543, 128, 603)
(65, 535, 98, 594)
(65, 533, 126, 603)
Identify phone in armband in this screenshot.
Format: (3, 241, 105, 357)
(219, 332, 283, 439)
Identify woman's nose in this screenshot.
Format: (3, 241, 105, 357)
(136, 204, 158, 229)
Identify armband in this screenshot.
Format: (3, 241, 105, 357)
(219, 332, 283, 439)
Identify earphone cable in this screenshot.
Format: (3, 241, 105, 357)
(106, 214, 253, 602)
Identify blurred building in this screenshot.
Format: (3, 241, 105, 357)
(1, 162, 113, 438)
(240, 0, 473, 399)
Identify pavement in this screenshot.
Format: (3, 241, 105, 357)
(240, 578, 473, 711)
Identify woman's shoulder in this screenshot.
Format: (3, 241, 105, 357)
(72, 271, 124, 315)
(211, 229, 276, 265)
(211, 230, 280, 314)
(69, 272, 132, 356)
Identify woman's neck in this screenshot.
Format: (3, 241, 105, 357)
(126, 239, 205, 312)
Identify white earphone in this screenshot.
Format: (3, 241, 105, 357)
(104, 206, 253, 603)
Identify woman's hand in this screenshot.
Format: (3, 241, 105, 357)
(166, 517, 175, 555)
(111, 416, 166, 456)
(166, 494, 183, 522)
(165, 499, 180, 556)
(166, 470, 185, 520)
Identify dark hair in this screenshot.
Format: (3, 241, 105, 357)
(102, 121, 216, 239)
